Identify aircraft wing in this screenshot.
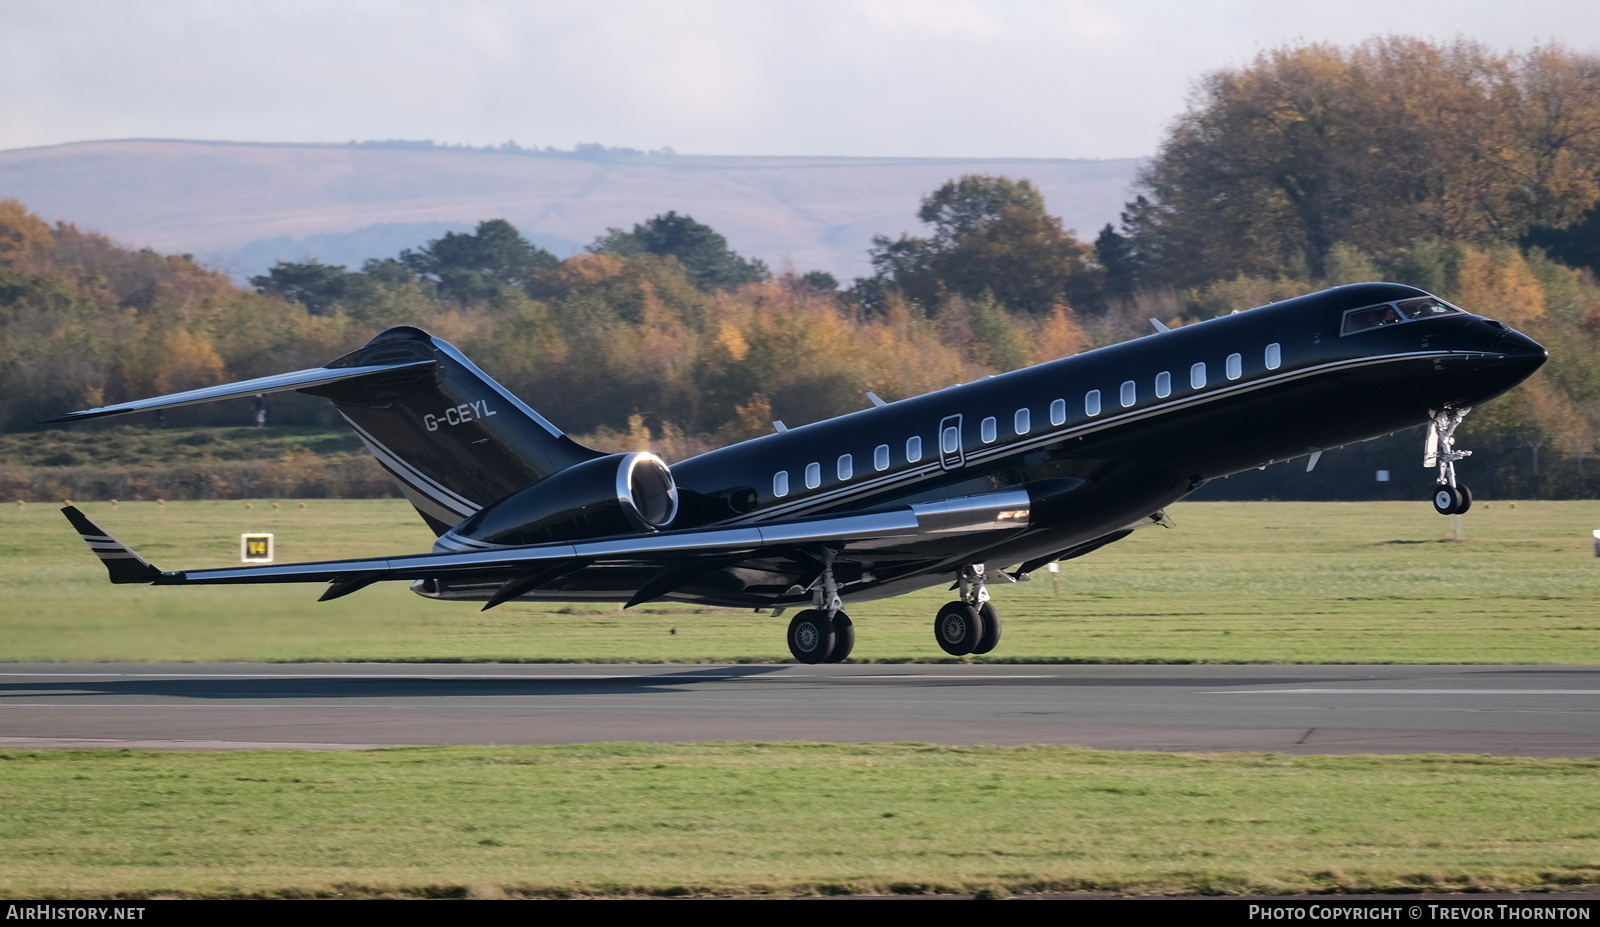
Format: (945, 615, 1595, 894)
(62, 490, 1030, 605)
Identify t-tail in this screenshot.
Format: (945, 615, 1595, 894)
(45, 327, 604, 534)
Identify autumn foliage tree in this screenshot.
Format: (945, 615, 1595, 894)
(1110, 38, 1600, 289)
(590, 211, 768, 291)
(400, 219, 561, 302)
(866, 176, 1096, 315)
(0, 199, 52, 268)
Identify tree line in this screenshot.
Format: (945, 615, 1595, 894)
(0, 197, 1087, 454)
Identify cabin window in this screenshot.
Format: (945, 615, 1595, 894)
(773, 470, 789, 498)
(942, 426, 960, 454)
(874, 444, 890, 471)
(1014, 408, 1030, 435)
(906, 435, 923, 463)
(1155, 371, 1172, 398)
(837, 454, 853, 481)
(1226, 353, 1242, 380)
(805, 462, 821, 489)
(1085, 390, 1102, 416)
(980, 416, 998, 443)
(1265, 342, 1282, 370)
(1120, 380, 1136, 407)
(1191, 362, 1207, 390)
(1050, 398, 1066, 426)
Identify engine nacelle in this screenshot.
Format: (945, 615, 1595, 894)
(444, 452, 678, 547)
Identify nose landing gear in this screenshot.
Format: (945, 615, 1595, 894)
(1426, 407, 1474, 515)
(934, 564, 1003, 656)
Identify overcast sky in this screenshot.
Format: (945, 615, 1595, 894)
(4, 0, 1599, 160)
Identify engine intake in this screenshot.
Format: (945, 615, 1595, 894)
(448, 452, 678, 546)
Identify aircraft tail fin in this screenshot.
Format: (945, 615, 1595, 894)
(62, 506, 161, 584)
(48, 327, 605, 535)
(306, 327, 605, 533)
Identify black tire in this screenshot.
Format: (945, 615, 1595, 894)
(787, 609, 835, 664)
(970, 602, 1002, 655)
(825, 613, 855, 663)
(934, 601, 985, 655)
(1456, 483, 1473, 514)
(1432, 486, 1463, 516)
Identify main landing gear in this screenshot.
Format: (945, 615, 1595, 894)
(786, 548, 856, 664)
(782, 554, 1008, 662)
(934, 564, 1002, 656)
(1426, 407, 1474, 515)
(786, 609, 854, 664)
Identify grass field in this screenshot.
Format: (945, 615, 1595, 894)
(5, 500, 1600, 899)
(3, 498, 1598, 664)
(2, 743, 1597, 899)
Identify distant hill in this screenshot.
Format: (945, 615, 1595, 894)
(0, 139, 1141, 282)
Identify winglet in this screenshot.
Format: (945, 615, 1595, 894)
(61, 506, 161, 584)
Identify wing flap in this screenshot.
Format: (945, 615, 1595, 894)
(481, 560, 595, 611)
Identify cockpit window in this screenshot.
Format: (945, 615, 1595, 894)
(1342, 297, 1463, 335)
(1394, 297, 1461, 320)
(1341, 304, 1404, 335)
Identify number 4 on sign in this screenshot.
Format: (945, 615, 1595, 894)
(241, 534, 274, 563)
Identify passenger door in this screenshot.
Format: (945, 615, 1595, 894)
(938, 414, 964, 470)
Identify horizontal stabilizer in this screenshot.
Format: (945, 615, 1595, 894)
(41, 360, 436, 424)
(61, 506, 161, 584)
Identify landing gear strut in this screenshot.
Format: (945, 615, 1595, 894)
(1426, 407, 1474, 515)
(934, 564, 1003, 656)
(786, 549, 856, 664)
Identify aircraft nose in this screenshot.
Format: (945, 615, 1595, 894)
(1491, 326, 1548, 365)
(1472, 323, 1547, 397)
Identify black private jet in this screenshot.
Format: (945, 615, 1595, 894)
(58, 282, 1546, 662)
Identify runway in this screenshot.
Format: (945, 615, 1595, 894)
(1, 663, 1597, 756)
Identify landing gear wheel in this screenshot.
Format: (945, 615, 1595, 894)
(1456, 483, 1473, 514)
(824, 613, 855, 663)
(1432, 486, 1464, 516)
(970, 602, 1002, 655)
(934, 601, 985, 656)
(787, 609, 836, 664)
